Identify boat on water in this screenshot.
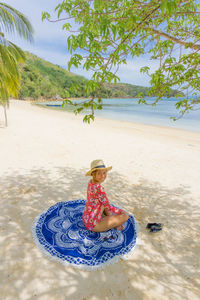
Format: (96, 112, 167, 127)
(46, 104, 62, 107)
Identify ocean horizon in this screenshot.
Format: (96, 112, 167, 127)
(39, 97, 200, 132)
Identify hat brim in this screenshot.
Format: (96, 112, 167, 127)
(85, 166, 112, 176)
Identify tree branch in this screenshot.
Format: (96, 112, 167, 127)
(48, 17, 73, 22)
(177, 11, 200, 15)
(151, 28, 200, 51)
(104, 5, 160, 70)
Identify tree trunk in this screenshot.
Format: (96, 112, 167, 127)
(4, 105, 8, 127)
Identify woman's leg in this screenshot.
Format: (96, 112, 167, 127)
(93, 212, 129, 232)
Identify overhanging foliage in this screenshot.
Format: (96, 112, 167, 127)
(43, 0, 200, 122)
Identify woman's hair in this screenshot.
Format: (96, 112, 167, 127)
(91, 170, 97, 176)
(91, 169, 108, 177)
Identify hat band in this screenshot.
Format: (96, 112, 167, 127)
(92, 164, 106, 170)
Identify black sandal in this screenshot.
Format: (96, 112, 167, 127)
(149, 226, 162, 233)
(146, 223, 162, 229)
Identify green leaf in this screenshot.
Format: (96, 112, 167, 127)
(62, 23, 72, 31)
(140, 66, 150, 74)
(41, 12, 50, 21)
(94, 0, 101, 11)
(160, 0, 168, 13)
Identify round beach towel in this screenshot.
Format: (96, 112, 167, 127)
(32, 200, 138, 270)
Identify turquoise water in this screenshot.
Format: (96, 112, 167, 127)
(40, 97, 200, 132)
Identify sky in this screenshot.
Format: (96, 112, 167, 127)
(4, 0, 158, 87)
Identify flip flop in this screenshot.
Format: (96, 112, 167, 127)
(146, 223, 162, 229)
(149, 226, 162, 233)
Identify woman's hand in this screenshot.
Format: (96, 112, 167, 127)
(121, 210, 129, 218)
(104, 207, 112, 216)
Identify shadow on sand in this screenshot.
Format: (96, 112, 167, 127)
(0, 167, 199, 300)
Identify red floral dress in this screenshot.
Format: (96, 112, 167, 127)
(82, 180, 123, 231)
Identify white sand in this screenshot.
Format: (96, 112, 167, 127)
(0, 100, 200, 300)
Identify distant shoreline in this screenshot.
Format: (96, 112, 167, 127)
(14, 94, 189, 103)
(31, 97, 200, 134)
(7, 98, 198, 136)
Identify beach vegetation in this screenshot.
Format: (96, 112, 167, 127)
(43, 0, 200, 122)
(0, 2, 34, 126)
(19, 52, 87, 100)
(19, 51, 182, 104)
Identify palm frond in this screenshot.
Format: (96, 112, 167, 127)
(0, 31, 9, 45)
(0, 40, 25, 99)
(0, 2, 34, 42)
(0, 2, 33, 107)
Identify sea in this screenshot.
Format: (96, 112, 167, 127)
(39, 97, 200, 132)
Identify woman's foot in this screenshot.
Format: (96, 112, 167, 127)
(115, 224, 124, 230)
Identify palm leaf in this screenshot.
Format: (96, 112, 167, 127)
(0, 2, 34, 126)
(0, 2, 34, 42)
(0, 2, 33, 104)
(0, 41, 24, 97)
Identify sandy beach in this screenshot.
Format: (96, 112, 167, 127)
(0, 100, 200, 300)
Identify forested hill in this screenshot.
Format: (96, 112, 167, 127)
(19, 52, 181, 100)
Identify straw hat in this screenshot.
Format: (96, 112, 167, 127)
(85, 159, 112, 176)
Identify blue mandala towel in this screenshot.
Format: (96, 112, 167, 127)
(32, 200, 138, 270)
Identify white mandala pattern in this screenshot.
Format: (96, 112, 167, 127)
(47, 203, 125, 256)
